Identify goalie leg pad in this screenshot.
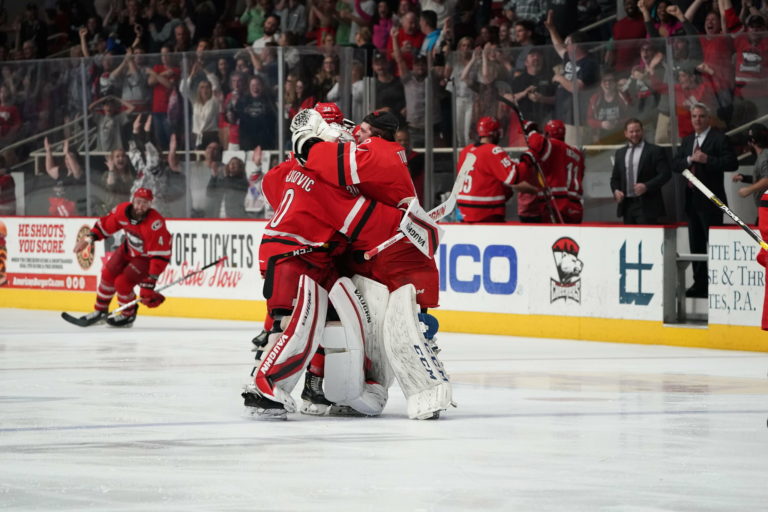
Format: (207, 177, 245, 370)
(322, 323, 364, 404)
(253, 275, 328, 412)
(351, 274, 394, 388)
(323, 277, 387, 415)
(383, 284, 452, 420)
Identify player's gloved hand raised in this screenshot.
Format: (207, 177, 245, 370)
(139, 276, 165, 308)
(290, 109, 342, 164)
(522, 120, 538, 136)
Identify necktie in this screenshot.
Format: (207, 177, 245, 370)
(627, 144, 636, 197)
(688, 137, 700, 188)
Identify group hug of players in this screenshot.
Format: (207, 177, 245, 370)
(63, 101, 590, 420)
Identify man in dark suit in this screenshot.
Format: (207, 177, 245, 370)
(672, 103, 739, 297)
(611, 118, 671, 224)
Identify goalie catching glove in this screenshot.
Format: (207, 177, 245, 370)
(290, 109, 343, 164)
(139, 274, 165, 308)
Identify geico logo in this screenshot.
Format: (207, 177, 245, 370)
(437, 243, 517, 295)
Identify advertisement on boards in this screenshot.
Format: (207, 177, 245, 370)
(436, 224, 665, 321)
(708, 229, 764, 327)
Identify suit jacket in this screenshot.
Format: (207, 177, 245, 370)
(610, 141, 672, 219)
(672, 128, 738, 211)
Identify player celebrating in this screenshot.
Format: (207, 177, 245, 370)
(456, 116, 539, 223)
(296, 109, 440, 310)
(247, 108, 452, 420)
(518, 120, 585, 223)
(64, 188, 172, 327)
(244, 107, 417, 419)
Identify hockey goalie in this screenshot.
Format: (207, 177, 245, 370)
(241, 107, 453, 420)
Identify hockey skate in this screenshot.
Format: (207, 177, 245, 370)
(106, 312, 136, 327)
(251, 329, 269, 359)
(242, 384, 287, 420)
(61, 310, 107, 327)
(300, 372, 362, 417)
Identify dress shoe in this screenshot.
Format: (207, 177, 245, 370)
(685, 285, 708, 298)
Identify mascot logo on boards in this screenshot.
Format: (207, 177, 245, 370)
(550, 236, 583, 303)
(75, 225, 96, 270)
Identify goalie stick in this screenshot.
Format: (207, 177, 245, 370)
(495, 91, 564, 224)
(362, 152, 476, 260)
(61, 256, 231, 325)
(682, 169, 768, 250)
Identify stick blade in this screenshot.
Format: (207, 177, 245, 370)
(61, 312, 101, 327)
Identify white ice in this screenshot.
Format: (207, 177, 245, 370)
(1, 308, 768, 511)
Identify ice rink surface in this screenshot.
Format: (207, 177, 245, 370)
(1, 308, 768, 511)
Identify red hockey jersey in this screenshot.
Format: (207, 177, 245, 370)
(457, 143, 525, 223)
(259, 156, 402, 273)
(91, 202, 172, 276)
(304, 137, 416, 209)
(518, 138, 584, 223)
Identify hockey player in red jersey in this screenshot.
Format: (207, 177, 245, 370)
(518, 120, 585, 223)
(457, 116, 538, 223)
(67, 188, 172, 327)
(244, 114, 409, 418)
(297, 109, 440, 309)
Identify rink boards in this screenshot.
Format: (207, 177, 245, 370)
(0, 217, 765, 351)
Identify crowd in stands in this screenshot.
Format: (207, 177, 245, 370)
(0, 0, 766, 222)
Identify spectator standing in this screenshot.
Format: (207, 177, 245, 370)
(206, 154, 249, 218)
(251, 14, 281, 49)
(391, 26, 443, 147)
(587, 70, 630, 143)
(277, 0, 308, 38)
(672, 103, 738, 298)
(100, 148, 136, 214)
(395, 128, 425, 204)
(241, 0, 271, 44)
(418, 10, 441, 57)
(608, 0, 647, 75)
(372, 52, 406, 124)
(179, 60, 222, 149)
(43, 137, 85, 216)
(610, 118, 671, 224)
(0, 155, 15, 215)
(109, 47, 152, 115)
(18, 3, 48, 57)
(89, 95, 135, 152)
(445, 37, 479, 147)
(507, 47, 555, 138)
(0, 84, 21, 146)
(227, 75, 278, 150)
(372, 1, 395, 50)
(545, 12, 600, 147)
(147, 45, 180, 150)
(386, 11, 424, 72)
(420, 0, 457, 26)
(673, 63, 716, 139)
(512, 19, 537, 74)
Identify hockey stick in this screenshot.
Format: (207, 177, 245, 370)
(682, 169, 768, 250)
(107, 256, 229, 318)
(495, 92, 564, 224)
(362, 152, 476, 260)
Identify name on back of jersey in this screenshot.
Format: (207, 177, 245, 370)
(286, 170, 314, 192)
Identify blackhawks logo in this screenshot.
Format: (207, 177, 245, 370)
(75, 225, 95, 270)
